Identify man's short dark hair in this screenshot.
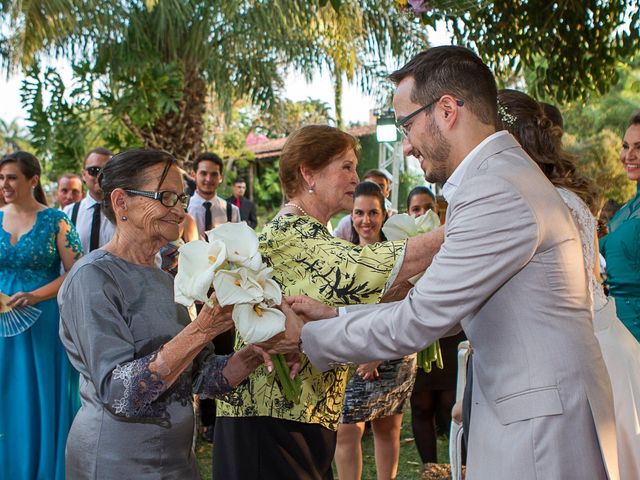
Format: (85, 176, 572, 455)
(193, 152, 224, 173)
(363, 169, 390, 182)
(84, 147, 113, 165)
(389, 46, 497, 126)
(540, 102, 564, 130)
(234, 177, 247, 185)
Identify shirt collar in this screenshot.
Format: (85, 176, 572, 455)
(84, 194, 99, 208)
(191, 191, 218, 205)
(442, 130, 508, 202)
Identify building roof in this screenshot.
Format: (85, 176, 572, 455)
(247, 124, 377, 159)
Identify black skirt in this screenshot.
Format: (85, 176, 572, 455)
(212, 416, 336, 480)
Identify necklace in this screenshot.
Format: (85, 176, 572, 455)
(284, 202, 309, 216)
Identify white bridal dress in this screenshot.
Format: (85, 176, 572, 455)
(558, 187, 640, 479)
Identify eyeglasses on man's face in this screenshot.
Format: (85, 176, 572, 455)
(85, 166, 102, 177)
(124, 189, 190, 209)
(395, 97, 465, 138)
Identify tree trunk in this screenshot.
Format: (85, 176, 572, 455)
(141, 63, 207, 169)
(334, 72, 344, 130)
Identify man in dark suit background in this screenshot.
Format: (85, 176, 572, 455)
(227, 177, 258, 229)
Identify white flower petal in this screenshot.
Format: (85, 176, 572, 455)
(237, 252, 264, 271)
(207, 222, 260, 266)
(174, 240, 227, 306)
(415, 210, 441, 233)
(382, 213, 418, 240)
(233, 303, 286, 343)
(213, 268, 264, 306)
(255, 267, 282, 305)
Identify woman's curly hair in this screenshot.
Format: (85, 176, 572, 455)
(497, 89, 601, 214)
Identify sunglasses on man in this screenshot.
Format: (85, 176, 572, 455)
(85, 166, 102, 177)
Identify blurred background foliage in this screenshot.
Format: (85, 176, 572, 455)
(0, 0, 638, 208)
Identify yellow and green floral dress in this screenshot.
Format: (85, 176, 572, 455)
(217, 213, 406, 431)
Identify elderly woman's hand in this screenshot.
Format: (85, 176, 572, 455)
(285, 295, 338, 322)
(193, 293, 234, 338)
(257, 301, 304, 354)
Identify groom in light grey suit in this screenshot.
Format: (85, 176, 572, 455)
(275, 47, 619, 479)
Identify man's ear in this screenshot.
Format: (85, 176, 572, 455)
(439, 95, 461, 127)
(190, 169, 196, 180)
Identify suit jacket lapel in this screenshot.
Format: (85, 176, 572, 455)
(445, 132, 522, 224)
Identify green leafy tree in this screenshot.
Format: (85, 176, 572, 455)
(567, 130, 636, 205)
(0, 117, 30, 153)
(394, 0, 640, 102)
(561, 56, 640, 140)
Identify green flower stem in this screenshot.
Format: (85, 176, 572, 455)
(271, 353, 302, 404)
(417, 340, 443, 373)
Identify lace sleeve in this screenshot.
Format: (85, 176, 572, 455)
(110, 351, 168, 418)
(55, 211, 83, 260)
(556, 188, 597, 273)
(193, 353, 233, 399)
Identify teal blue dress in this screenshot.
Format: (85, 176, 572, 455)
(600, 188, 640, 341)
(0, 208, 82, 480)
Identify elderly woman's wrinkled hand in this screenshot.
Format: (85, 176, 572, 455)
(285, 295, 338, 322)
(193, 293, 234, 337)
(256, 301, 304, 354)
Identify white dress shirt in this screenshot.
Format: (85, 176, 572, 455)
(442, 130, 509, 202)
(63, 195, 115, 254)
(187, 191, 240, 239)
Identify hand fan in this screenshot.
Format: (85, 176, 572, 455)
(0, 292, 42, 337)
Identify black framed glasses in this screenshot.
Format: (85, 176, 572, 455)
(85, 166, 102, 177)
(124, 189, 190, 209)
(396, 97, 465, 137)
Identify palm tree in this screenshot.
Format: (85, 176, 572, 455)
(0, 118, 30, 153)
(1, 0, 423, 165)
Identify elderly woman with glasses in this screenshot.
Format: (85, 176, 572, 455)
(58, 149, 269, 479)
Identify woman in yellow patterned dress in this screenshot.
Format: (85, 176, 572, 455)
(214, 125, 443, 479)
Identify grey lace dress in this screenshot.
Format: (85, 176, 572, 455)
(58, 250, 232, 480)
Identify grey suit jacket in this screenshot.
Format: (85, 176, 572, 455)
(301, 133, 618, 479)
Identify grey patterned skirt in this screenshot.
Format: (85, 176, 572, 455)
(341, 354, 417, 424)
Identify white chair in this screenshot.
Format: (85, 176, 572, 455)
(449, 340, 471, 480)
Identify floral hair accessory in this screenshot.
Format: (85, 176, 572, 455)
(497, 101, 517, 129)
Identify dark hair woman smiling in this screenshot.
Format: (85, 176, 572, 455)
(58, 149, 268, 479)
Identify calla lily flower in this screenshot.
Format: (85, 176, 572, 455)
(233, 302, 286, 343)
(383, 213, 420, 240)
(254, 266, 283, 306)
(174, 240, 227, 306)
(383, 210, 440, 240)
(415, 210, 441, 233)
(207, 222, 263, 270)
(213, 268, 264, 307)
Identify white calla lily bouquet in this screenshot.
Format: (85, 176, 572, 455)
(382, 210, 444, 373)
(174, 222, 301, 402)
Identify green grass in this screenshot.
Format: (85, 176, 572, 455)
(197, 408, 449, 479)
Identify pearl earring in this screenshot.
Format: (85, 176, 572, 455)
(121, 216, 128, 221)
(308, 185, 315, 194)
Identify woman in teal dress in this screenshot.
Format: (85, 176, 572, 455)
(0, 151, 83, 479)
(600, 111, 640, 341)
